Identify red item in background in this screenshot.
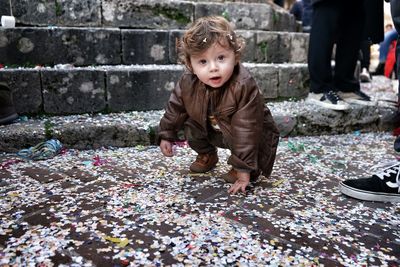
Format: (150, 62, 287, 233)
(393, 127, 400, 137)
(385, 40, 397, 78)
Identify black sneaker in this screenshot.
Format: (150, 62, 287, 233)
(339, 162, 400, 202)
(394, 136, 400, 154)
(338, 90, 374, 106)
(306, 90, 350, 110)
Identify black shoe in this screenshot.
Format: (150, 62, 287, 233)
(0, 83, 18, 125)
(339, 162, 400, 202)
(394, 136, 400, 153)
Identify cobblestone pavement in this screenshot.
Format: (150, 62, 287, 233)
(1, 132, 400, 266)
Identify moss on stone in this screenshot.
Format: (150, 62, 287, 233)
(44, 120, 54, 139)
(258, 41, 268, 60)
(55, 1, 63, 17)
(153, 6, 191, 25)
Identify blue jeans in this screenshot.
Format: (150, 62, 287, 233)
(379, 29, 398, 62)
(302, 0, 313, 31)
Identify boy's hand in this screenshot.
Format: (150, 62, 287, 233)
(228, 171, 250, 194)
(160, 139, 174, 157)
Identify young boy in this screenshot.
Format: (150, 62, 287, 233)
(158, 16, 279, 194)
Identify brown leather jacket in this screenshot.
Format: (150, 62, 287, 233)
(158, 63, 279, 176)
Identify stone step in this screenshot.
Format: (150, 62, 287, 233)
(0, 0, 297, 31)
(0, 63, 309, 115)
(0, 27, 308, 66)
(0, 76, 397, 152)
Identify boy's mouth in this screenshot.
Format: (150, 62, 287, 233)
(210, 76, 222, 82)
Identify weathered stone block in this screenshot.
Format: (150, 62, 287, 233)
(195, 3, 274, 31)
(277, 32, 291, 63)
(13, 0, 57, 26)
(289, 33, 309, 63)
(278, 64, 308, 98)
(169, 30, 184, 64)
(236, 30, 255, 62)
(0, 68, 42, 114)
(51, 27, 121, 65)
(106, 65, 184, 112)
(0, 121, 46, 152)
(102, 0, 193, 29)
(0, 1, 11, 18)
(0, 27, 121, 66)
(246, 63, 278, 99)
(122, 30, 170, 64)
(55, 0, 102, 26)
(9, 0, 101, 26)
(41, 68, 106, 114)
(255, 31, 280, 63)
(0, 28, 53, 65)
(55, 123, 150, 150)
(272, 8, 296, 32)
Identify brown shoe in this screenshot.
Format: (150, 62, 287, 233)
(222, 168, 261, 183)
(189, 152, 218, 173)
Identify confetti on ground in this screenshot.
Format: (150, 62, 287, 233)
(0, 132, 399, 266)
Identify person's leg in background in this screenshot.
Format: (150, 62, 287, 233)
(359, 39, 372, 83)
(306, 0, 350, 110)
(302, 0, 313, 32)
(333, 0, 363, 93)
(334, 0, 373, 106)
(375, 29, 398, 75)
(338, 0, 400, 203)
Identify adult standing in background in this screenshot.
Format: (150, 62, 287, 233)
(306, 0, 382, 110)
(340, 0, 400, 203)
(360, 0, 385, 82)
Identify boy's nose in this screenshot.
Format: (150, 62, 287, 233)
(209, 61, 218, 71)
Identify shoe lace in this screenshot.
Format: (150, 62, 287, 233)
(325, 91, 342, 102)
(375, 162, 400, 189)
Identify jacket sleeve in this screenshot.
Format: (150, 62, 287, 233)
(157, 76, 189, 144)
(227, 77, 264, 172)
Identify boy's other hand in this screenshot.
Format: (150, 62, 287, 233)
(228, 171, 250, 194)
(160, 139, 174, 157)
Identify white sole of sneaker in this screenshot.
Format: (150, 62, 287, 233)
(305, 98, 350, 111)
(339, 181, 400, 203)
(343, 99, 376, 106)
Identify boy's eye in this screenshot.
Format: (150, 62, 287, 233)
(217, 55, 225, 61)
(199, 59, 207, 65)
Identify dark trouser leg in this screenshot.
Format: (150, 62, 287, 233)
(333, 0, 363, 92)
(308, 1, 339, 93)
(360, 40, 371, 70)
(184, 120, 226, 154)
(302, 0, 313, 32)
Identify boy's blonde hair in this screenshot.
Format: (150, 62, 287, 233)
(177, 16, 245, 71)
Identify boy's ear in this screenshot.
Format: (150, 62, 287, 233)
(235, 57, 240, 65)
(186, 63, 193, 73)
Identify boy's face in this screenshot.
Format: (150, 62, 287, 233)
(190, 43, 237, 88)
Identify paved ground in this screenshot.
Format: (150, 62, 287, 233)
(1, 132, 400, 266)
